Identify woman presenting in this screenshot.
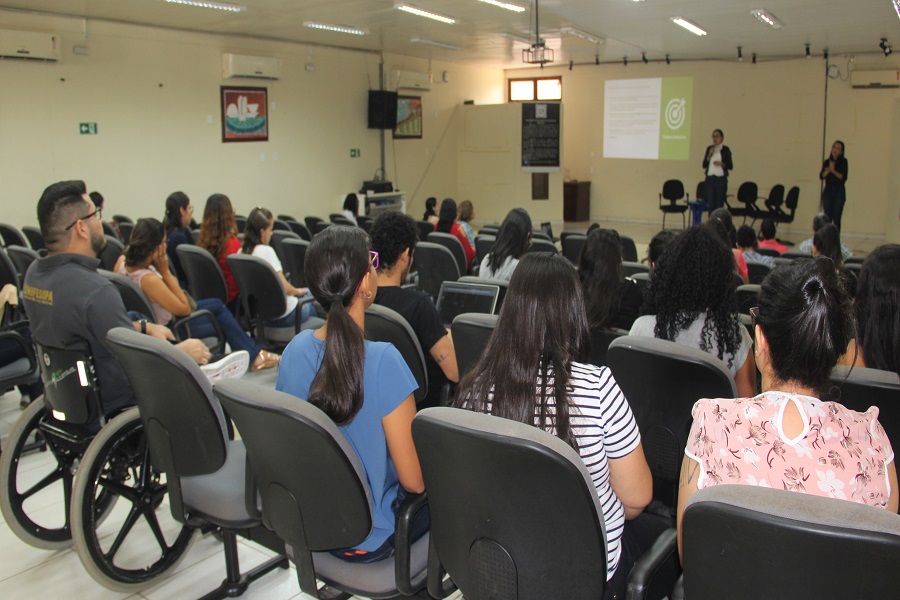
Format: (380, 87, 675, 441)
(702, 129, 733, 212)
(820, 140, 848, 231)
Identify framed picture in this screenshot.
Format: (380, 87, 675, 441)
(394, 95, 422, 139)
(221, 86, 268, 142)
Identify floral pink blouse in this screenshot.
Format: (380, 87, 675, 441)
(685, 391, 894, 509)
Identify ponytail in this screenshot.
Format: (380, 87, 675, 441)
(242, 207, 272, 255)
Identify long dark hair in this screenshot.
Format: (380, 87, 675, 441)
(578, 228, 623, 331)
(124, 218, 165, 267)
(342, 194, 359, 215)
(486, 208, 532, 270)
(242, 207, 272, 254)
(854, 244, 900, 376)
(164, 191, 190, 235)
(813, 223, 843, 270)
(303, 226, 371, 424)
(648, 225, 742, 367)
(453, 253, 589, 450)
(197, 193, 237, 258)
(423, 197, 437, 220)
(757, 257, 854, 397)
(435, 198, 457, 234)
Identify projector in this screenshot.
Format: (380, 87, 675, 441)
(360, 180, 394, 194)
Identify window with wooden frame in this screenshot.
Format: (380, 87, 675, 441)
(508, 77, 562, 102)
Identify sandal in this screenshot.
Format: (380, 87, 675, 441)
(251, 350, 281, 371)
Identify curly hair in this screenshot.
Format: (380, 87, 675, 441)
(648, 224, 742, 367)
(197, 193, 237, 258)
(370, 211, 418, 272)
(578, 228, 623, 331)
(124, 218, 166, 266)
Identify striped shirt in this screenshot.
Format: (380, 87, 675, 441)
(479, 361, 642, 581)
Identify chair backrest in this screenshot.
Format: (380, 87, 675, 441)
(117, 221, 134, 245)
(191, 229, 201, 244)
(562, 233, 587, 264)
(6, 245, 38, 285)
(412, 407, 608, 599)
(412, 242, 460, 302)
(450, 312, 498, 378)
(588, 328, 629, 368)
(272, 219, 292, 231)
(477, 225, 500, 236)
(226, 254, 289, 335)
(735, 283, 760, 315)
(629, 271, 651, 297)
(530, 230, 552, 243)
(0, 248, 18, 290)
(329, 213, 355, 226)
(781, 249, 813, 260)
(97, 269, 159, 323)
(416, 220, 435, 241)
(784, 185, 800, 211)
(682, 485, 900, 600)
(270, 229, 300, 265)
(315, 221, 331, 235)
(102, 221, 118, 238)
(280, 238, 310, 287)
(736, 181, 759, 206)
(621, 261, 649, 277)
(695, 180, 706, 201)
(176, 244, 228, 303)
(755, 247, 780, 258)
(831, 365, 900, 454)
(21, 226, 45, 251)
(277, 214, 297, 223)
(286, 220, 312, 241)
(34, 340, 104, 426)
(364, 304, 427, 404)
(235, 215, 247, 234)
(474, 235, 496, 267)
(106, 327, 228, 477)
(763, 184, 785, 210)
(98, 235, 124, 271)
(357, 215, 374, 233)
(427, 232, 468, 275)
(458, 276, 509, 314)
(304, 216, 324, 234)
(745, 260, 772, 285)
(620, 235, 638, 262)
(607, 336, 736, 507)
(526, 237, 558, 255)
(661, 179, 685, 202)
(0, 223, 28, 248)
(111, 214, 133, 225)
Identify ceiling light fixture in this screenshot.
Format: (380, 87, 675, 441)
(561, 26, 604, 45)
(880, 38, 893, 56)
(396, 4, 456, 24)
(750, 9, 783, 30)
(737, 46, 743, 61)
(895, 0, 900, 19)
(671, 17, 707, 36)
(523, 0, 553, 66)
(477, 0, 526, 13)
(805, 43, 810, 58)
(164, 0, 245, 12)
(303, 21, 367, 36)
(410, 37, 460, 50)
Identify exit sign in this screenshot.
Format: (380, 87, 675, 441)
(79, 123, 98, 134)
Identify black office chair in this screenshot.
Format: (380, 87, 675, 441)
(831, 365, 900, 466)
(630, 271, 651, 298)
(477, 225, 500, 236)
(0, 318, 40, 401)
(607, 336, 736, 510)
(675, 485, 900, 600)
(102, 221, 119, 238)
(416, 220, 435, 241)
(117, 221, 133, 244)
(474, 235, 496, 269)
(450, 312, 498, 379)
(279, 237, 310, 287)
(329, 213, 355, 226)
(745, 260, 772, 285)
(428, 232, 468, 275)
(104, 327, 288, 596)
(413, 407, 612, 599)
(622, 261, 650, 278)
(111, 215, 133, 226)
(272, 218, 292, 231)
(525, 237, 558, 255)
(531, 230, 552, 243)
(588, 327, 629, 368)
(6, 245, 39, 286)
(0, 223, 29, 248)
(214, 380, 430, 600)
(781, 249, 813, 260)
(315, 221, 331, 235)
(621, 235, 639, 262)
(191, 228, 201, 244)
(769, 185, 799, 225)
(234, 214, 247, 234)
(357, 214, 374, 233)
(304, 215, 325, 234)
(364, 304, 428, 404)
(0, 247, 20, 290)
(755, 247, 780, 258)
(757, 183, 785, 220)
(659, 180, 689, 230)
(735, 283, 760, 315)
(277, 214, 297, 223)
(286, 220, 312, 241)
(176, 244, 229, 304)
(21, 225, 45, 251)
(457, 275, 509, 313)
(412, 242, 460, 302)
(98, 235, 124, 271)
(726, 181, 761, 224)
(270, 229, 300, 265)
(562, 233, 587, 264)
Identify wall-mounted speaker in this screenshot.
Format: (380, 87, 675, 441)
(367, 90, 398, 129)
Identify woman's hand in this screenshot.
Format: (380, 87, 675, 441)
(152, 243, 170, 273)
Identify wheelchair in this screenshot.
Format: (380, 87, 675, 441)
(0, 342, 194, 591)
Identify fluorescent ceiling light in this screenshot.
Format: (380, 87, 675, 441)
(396, 4, 456, 24)
(477, 0, 526, 12)
(411, 37, 460, 50)
(304, 21, 368, 35)
(501, 32, 532, 45)
(561, 26, 604, 45)
(895, 0, 900, 19)
(750, 9, 783, 30)
(164, 0, 245, 12)
(670, 17, 707, 36)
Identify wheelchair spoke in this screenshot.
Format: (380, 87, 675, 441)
(17, 467, 64, 500)
(142, 507, 170, 553)
(104, 505, 142, 561)
(98, 476, 139, 503)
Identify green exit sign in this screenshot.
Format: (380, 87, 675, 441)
(79, 123, 98, 134)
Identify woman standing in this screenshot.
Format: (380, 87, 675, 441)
(197, 193, 241, 305)
(702, 129, 733, 213)
(820, 140, 848, 232)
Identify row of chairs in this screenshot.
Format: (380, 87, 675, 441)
(658, 180, 800, 229)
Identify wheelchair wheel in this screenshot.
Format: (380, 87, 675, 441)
(0, 398, 76, 549)
(71, 407, 194, 592)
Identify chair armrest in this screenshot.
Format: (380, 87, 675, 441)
(401, 282, 419, 291)
(394, 491, 429, 596)
(294, 295, 317, 332)
(626, 527, 679, 600)
(671, 574, 685, 600)
(172, 309, 226, 355)
(0, 329, 37, 371)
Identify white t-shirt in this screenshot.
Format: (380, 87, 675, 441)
(479, 255, 519, 281)
(252, 244, 297, 319)
(707, 146, 725, 177)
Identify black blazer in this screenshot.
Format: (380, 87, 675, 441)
(702, 145, 733, 177)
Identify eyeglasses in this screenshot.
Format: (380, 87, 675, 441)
(187, 205, 194, 213)
(749, 306, 759, 329)
(65, 207, 102, 231)
(369, 250, 379, 270)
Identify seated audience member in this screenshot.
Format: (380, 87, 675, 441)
(434, 198, 475, 269)
(197, 193, 241, 305)
(0, 283, 42, 405)
(799, 212, 852, 259)
(709, 210, 748, 284)
(480, 208, 532, 281)
(586, 222, 601, 236)
(370, 211, 459, 407)
(852, 244, 900, 376)
(163, 191, 194, 289)
(457, 200, 476, 247)
(115, 217, 277, 373)
(276, 225, 426, 562)
(736, 225, 775, 267)
(341, 193, 359, 226)
(812, 223, 844, 271)
(89, 190, 121, 240)
(23, 181, 220, 414)
(454, 252, 652, 599)
(578, 228, 642, 331)
(629, 225, 757, 397)
(757, 218, 789, 255)
(646, 229, 676, 271)
(676, 257, 898, 559)
(241, 207, 315, 330)
(422, 196, 438, 225)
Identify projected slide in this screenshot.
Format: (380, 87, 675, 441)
(603, 77, 693, 160)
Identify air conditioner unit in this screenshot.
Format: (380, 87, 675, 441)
(0, 29, 60, 61)
(222, 53, 282, 80)
(850, 69, 900, 89)
(393, 69, 431, 91)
